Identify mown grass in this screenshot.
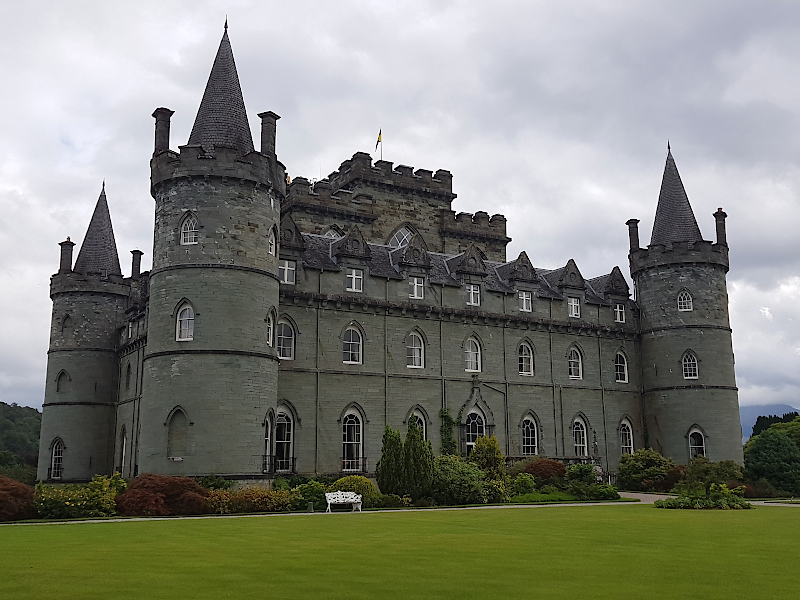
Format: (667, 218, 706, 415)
(1, 505, 798, 599)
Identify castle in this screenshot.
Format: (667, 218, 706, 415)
(37, 27, 743, 483)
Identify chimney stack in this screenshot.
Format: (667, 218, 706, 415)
(257, 111, 280, 156)
(626, 219, 640, 252)
(152, 107, 175, 154)
(130, 250, 143, 279)
(713, 208, 727, 246)
(59, 238, 75, 274)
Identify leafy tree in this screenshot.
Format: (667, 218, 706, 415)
(752, 412, 799, 437)
(0, 402, 42, 463)
(744, 429, 800, 494)
(431, 455, 485, 506)
(675, 456, 742, 498)
(617, 448, 674, 491)
(403, 419, 434, 501)
(376, 426, 404, 496)
(770, 416, 800, 450)
(468, 435, 505, 481)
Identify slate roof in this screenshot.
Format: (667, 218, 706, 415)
(650, 150, 703, 246)
(73, 185, 122, 276)
(299, 233, 622, 303)
(187, 27, 254, 155)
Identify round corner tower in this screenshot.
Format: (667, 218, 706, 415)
(137, 27, 286, 476)
(628, 150, 743, 464)
(37, 189, 129, 482)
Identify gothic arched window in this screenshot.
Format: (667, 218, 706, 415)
(465, 410, 485, 456)
(568, 348, 582, 379)
(689, 428, 705, 458)
(682, 352, 698, 379)
(267, 227, 276, 256)
(277, 321, 295, 360)
(275, 412, 293, 473)
(167, 409, 188, 458)
(388, 226, 414, 248)
(519, 342, 534, 376)
(615, 352, 628, 383)
(343, 327, 362, 364)
(465, 337, 481, 372)
(677, 290, 693, 312)
(176, 304, 194, 341)
(620, 420, 634, 455)
(407, 332, 424, 368)
(522, 417, 538, 455)
(50, 438, 65, 480)
(180, 215, 199, 245)
(342, 411, 363, 472)
(573, 417, 588, 457)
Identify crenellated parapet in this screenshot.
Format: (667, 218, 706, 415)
(441, 210, 510, 262)
(283, 177, 375, 225)
(327, 152, 455, 201)
(629, 240, 729, 276)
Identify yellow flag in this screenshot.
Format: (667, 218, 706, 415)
(375, 129, 382, 149)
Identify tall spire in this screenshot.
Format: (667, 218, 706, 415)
(649, 148, 703, 247)
(73, 184, 122, 276)
(187, 24, 254, 155)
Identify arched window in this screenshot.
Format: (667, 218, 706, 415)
(568, 348, 582, 379)
(407, 332, 424, 368)
(167, 409, 188, 458)
(267, 227, 276, 256)
(61, 315, 73, 333)
(263, 414, 272, 473)
(682, 352, 698, 379)
(343, 327, 362, 364)
(409, 411, 426, 440)
(125, 363, 132, 390)
(275, 412, 293, 473)
(176, 304, 194, 341)
(614, 352, 628, 383)
(266, 314, 274, 347)
(56, 371, 70, 393)
(342, 412, 362, 472)
(119, 426, 127, 474)
(689, 428, 705, 458)
(465, 337, 481, 372)
(388, 226, 414, 248)
(50, 438, 65, 480)
(573, 417, 588, 457)
(620, 420, 634, 455)
(180, 215, 198, 245)
(522, 417, 538, 455)
(277, 321, 294, 360)
(518, 342, 534, 376)
(465, 410, 485, 456)
(677, 290, 693, 312)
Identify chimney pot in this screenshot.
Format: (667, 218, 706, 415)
(713, 208, 728, 246)
(59, 238, 75, 274)
(257, 111, 280, 156)
(152, 107, 175, 154)
(626, 219, 640, 252)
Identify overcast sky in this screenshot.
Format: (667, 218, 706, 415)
(1, 0, 799, 411)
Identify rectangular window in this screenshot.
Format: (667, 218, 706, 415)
(614, 303, 625, 323)
(519, 291, 532, 312)
(568, 297, 580, 318)
(409, 276, 425, 300)
(466, 284, 481, 306)
(279, 260, 296, 284)
(346, 268, 363, 292)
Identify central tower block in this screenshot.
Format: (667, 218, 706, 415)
(137, 26, 286, 476)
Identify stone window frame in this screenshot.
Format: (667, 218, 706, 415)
(279, 259, 296, 285)
(466, 284, 481, 307)
(176, 303, 195, 342)
(276, 319, 295, 360)
(166, 406, 189, 460)
(408, 408, 427, 440)
(619, 419, 634, 455)
(518, 341, 534, 376)
(406, 330, 425, 369)
(568, 347, 583, 380)
(341, 407, 364, 473)
(465, 409, 486, 456)
(614, 351, 629, 383)
(50, 437, 65, 480)
(688, 426, 706, 458)
(119, 426, 128, 474)
(464, 336, 482, 373)
(265, 309, 277, 348)
(614, 303, 625, 323)
(56, 369, 71, 393)
(180, 213, 199, 245)
(274, 410, 293, 474)
(409, 276, 425, 300)
(346, 268, 364, 293)
(267, 226, 277, 256)
(682, 351, 699, 380)
(521, 414, 538, 456)
(567, 297, 581, 318)
(388, 225, 415, 248)
(519, 290, 532, 312)
(677, 290, 693, 312)
(572, 416, 588, 457)
(342, 325, 363, 365)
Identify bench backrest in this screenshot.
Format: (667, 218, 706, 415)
(326, 491, 362, 503)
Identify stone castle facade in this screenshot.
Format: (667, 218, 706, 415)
(37, 28, 743, 483)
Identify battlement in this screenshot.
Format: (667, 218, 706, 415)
(327, 152, 455, 200)
(629, 240, 729, 275)
(150, 145, 284, 195)
(50, 272, 131, 298)
(442, 210, 509, 242)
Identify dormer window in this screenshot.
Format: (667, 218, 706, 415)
(568, 297, 580, 318)
(614, 303, 625, 323)
(180, 215, 198, 245)
(519, 291, 532, 312)
(466, 284, 481, 306)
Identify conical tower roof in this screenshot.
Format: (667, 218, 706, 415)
(187, 25, 254, 155)
(73, 183, 122, 276)
(650, 149, 703, 246)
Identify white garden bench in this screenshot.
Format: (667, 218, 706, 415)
(325, 491, 363, 513)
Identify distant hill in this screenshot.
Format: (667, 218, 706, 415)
(740, 404, 800, 442)
(0, 401, 41, 461)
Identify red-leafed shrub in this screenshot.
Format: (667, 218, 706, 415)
(115, 488, 169, 516)
(524, 458, 566, 481)
(116, 474, 209, 516)
(652, 465, 687, 492)
(0, 475, 35, 522)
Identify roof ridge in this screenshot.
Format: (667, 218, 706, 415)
(187, 27, 254, 155)
(73, 185, 122, 276)
(650, 150, 703, 246)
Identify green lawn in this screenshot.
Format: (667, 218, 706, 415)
(1, 505, 798, 599)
